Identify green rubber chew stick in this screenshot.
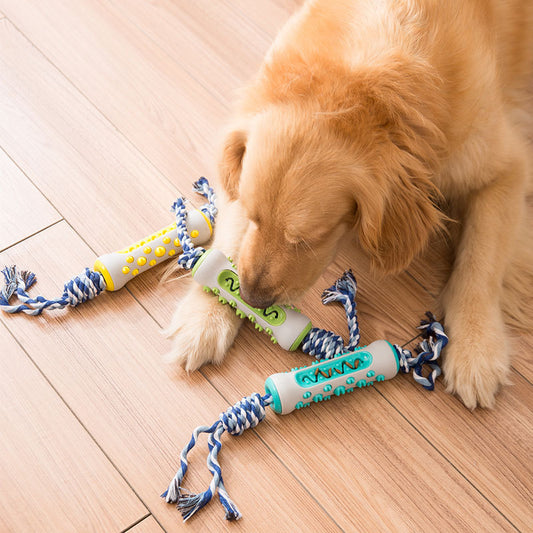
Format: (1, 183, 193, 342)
(265, 340, 399, 414)
(191, 248, 313, 351)
(94, 209, 213, 291)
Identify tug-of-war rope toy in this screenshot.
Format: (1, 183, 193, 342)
(0, 178, 216, 314)
(1, 178, 448, 522)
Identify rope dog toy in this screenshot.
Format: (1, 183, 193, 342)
(162, 295, 447, 521)
(0, 178, 216, 315)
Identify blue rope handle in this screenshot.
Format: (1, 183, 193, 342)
(162, 393, 272, 521)
(0, 265, 105, 315)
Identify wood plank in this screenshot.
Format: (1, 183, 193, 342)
(0, 148, 61, 251)
(0, 321, 147, 532)
(114, 0, 273, 107)
(0, 222, 340, 532)
(126, 516, 164, 533)
(0, 0, 227, 189)
(228, 0, 298, 38)
(130, 241, 523, 531)
(378, 341, 533, 532)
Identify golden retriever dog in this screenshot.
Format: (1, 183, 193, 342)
(167, 0, 533, 409)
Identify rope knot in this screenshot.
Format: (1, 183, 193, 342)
(301, 328, 345, 359)
(171, 197, 206, 270)
(63, 268, 107, 306)
(220, 393, 268, 436)
(193, 176, 218, 224)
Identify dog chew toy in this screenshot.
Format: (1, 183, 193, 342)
(0, 178, 217, 315)
(161, 302, 448, 522)
(191, 248, 313, 351)
(159, 195, 448, 522)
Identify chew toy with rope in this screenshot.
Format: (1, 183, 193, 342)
(0, 178, 216, 315)
(161, 285, 447, 521)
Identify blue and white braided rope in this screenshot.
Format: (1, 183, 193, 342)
(0, 265, 105, 315)
(300, 270, 360, 359)
(171, 197, 207, 270)
(394, 313, 448, 390)
(162, 393, 272, 521)
(171, 177, 218, 271)
(193, 176, 218, 225)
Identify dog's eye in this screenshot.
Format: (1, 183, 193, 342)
(285, 233, 311, 247)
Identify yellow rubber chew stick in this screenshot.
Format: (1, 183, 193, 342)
(94, 209, 213, 291)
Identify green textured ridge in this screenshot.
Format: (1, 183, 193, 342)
(204, 283, 284, 347)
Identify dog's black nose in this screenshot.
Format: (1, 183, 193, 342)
(239, 285, 275, 310)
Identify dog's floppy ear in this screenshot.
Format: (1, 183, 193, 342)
(218, 126, 247, 200)
(346, 57, 447, 274)
(355, 156, 444, 274)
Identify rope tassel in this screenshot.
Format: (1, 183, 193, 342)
(301, 270, 361, 359)
(193, 176, 218, 224)
(162, 393, 272, 522)
(395, 312, 449, 390)
(0, 265, 105, 315)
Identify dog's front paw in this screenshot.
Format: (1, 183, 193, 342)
(164, 286, 242, 372)
(443, 323, 510, 409)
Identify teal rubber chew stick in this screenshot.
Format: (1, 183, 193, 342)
(264, 340, 399, 414)
(191, 248, 313, 351)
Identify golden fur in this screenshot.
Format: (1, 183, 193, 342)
(167, 0, 533, 409)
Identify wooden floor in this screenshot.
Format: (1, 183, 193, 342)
(0, 2, 531, 532)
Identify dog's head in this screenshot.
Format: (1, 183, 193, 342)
(219, 59, 445, 308)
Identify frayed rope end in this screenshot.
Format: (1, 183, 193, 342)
(1, 265, 37, 305)
(177, 490, 213, 522)
(321, 269, 357, 305)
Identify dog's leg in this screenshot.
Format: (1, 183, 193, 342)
(441, 151, 528, 408)
(165, 196, 247, 371)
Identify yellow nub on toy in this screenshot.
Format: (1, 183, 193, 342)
(94, 208, 213, 292)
